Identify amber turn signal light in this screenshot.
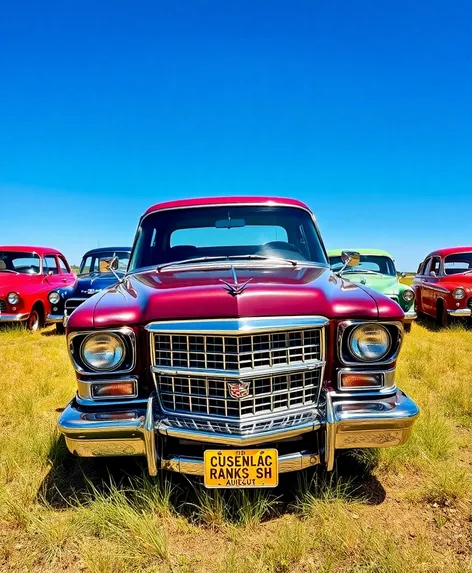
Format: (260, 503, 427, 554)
(92, 382, 136, 398)
(339, 372, 383, 390)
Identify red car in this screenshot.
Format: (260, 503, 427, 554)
(58, 196, 419, 485)
(0, 246, 75, 331)
(412, 246, 472, 326)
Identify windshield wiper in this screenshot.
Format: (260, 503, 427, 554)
(157, 254, 298, 272)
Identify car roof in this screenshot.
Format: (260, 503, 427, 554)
(0, 245, 64, 256)
(327, 248, 393, 258)
(143, 196, 311, 216)
(424, 246, 472, 258)
(82, 247, 132, 257)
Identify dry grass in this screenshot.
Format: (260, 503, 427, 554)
(0, 321, 471, 572)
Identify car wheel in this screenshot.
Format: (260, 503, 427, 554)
(55, 322, 66, 335)
(404, 323, 412, 333)
(27, 309, 41, 332)
(436, 301, 449, 328)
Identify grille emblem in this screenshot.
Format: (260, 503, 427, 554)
(219, 265, 251, 297)
(227, 381, 251, 399)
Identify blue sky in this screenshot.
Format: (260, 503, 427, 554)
(1, 0, 471, 270)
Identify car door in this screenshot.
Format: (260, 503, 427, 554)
(57, 255, 76, 287)
(421, 256, 441, 316)
(43, 255, 64, 290)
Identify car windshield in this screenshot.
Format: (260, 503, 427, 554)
(0, 251, 41, 274)
(329, 254, 396, 276)
(79, 251, 130, 275)
(129, 205, 328, 271)
(444, 253, 472, 275)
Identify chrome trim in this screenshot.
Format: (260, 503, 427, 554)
(64, 298, 86, 317)
(161, 451, 321, 476)
(79, 332, 127, 372)
(46, 313, 64, 323)
(336, 367, 396, 394)
(0, 313, 29, 322)
(144, 395, 159, 476)
(337, 321, 403, 367)
(347, 324, 392, 363)
(77, 376, 140, 403)
(151, 361, 325, 379)
(128, 202, 330, 275)
(447, 308, 472, 317)
(146, 316, 329, 335)
(68, 328, 137, 376)
(403, 311, 417, 321)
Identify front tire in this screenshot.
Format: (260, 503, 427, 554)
(436, 300, 449, 328)
(26, 309, 41, 332)
(404, 323, 412, 333)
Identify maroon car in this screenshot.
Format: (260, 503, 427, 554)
(412, 246, 472, 326)
(58, 197, 419, 487)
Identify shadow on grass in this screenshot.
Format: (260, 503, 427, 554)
(38, 435, 386, 521)
(416, 314, 472, 333)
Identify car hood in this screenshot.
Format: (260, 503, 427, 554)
(0, 273, 37, 295)
(67, 265, 404, 329)
(71, 273, 122, 297)
(340, 273, 400, 294)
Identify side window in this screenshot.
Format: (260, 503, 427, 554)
(423, 258, 432, 276)
(417, 261, 424, 275)
(58, 256, 70, 273)
(44, 256, 59, 275)
(430, 257, 441, 276)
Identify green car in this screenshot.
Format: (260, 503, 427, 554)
(328, 249, 416, 332)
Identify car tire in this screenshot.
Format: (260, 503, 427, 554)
(404, 323, 412, 333)
(55, 323, 66, 335)
(436, 300, 449, 328)
(26, 308, 42, 332)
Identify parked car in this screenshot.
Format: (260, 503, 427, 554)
(328, 249, 416, 332)
(0, 246, 75, 331)
(47, 247, 131, 333)
(58, 197, 419, 486)
(412, 246, 472, 326)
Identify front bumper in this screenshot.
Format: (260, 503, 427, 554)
(58, 389, 419, 477)
(0, 313, 29, 323)
(403, 310, 417, 323)
(46, 313, 65, 323)
(447, 308, 472, 317)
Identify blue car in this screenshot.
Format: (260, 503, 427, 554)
(47, 247, 131, 333)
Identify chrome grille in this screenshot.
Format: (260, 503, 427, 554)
(65, 298, 86, 317)
(468, 298, 472, 310)
(0, 300, 6, 312)
(154, 329, 321, 372)
(158, 369, 322, 418)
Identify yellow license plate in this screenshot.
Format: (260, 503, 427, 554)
(203, 449, 278, 488)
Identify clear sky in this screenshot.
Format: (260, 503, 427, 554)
(1, 1, 471, 270)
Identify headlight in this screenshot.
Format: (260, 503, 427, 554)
(48, 291, 61, 304)
(7, 292, 19, 305)
(452, 288, 465, 300)
(349, 324, 391, 362)
(402, 289, 414, 302)
(80, 333, 126, 371)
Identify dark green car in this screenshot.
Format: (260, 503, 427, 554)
(328, 249, 416, 332)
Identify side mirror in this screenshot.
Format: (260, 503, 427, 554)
(341, 250, 361, 268)
(108, 257, 120, 272)
(47, 270, 54, 276)
(430, 270, 437, 277)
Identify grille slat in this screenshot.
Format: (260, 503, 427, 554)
(65, 298, 87, 317)
(0, 300, 6, 313)
(154, 329, 321, 372)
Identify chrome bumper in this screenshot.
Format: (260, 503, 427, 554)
(58, 390, 419, 477)
(0, 313, 29, 322)
(46, 313, 64, 323)
(447, 308, 472, 317)
(403, 310, 417, 322)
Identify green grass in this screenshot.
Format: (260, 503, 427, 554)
(0, 322, 471, 572)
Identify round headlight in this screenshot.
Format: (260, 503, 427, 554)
(402, 289, 415, 302)
(80, 333, 125, 371)
(452, 287, 465, 300)
(349, 324, 391, 362)
(48, 291, 61, 304)
(7, 292, 19, 305)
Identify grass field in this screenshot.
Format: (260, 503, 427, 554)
(0, 322, 471, 572)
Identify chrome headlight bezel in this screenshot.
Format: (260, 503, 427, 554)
(80, 333, 126, 372)
(402, 289, 415, 302)
(7, 292, 20, 305)
(68, 328, 136, 375)
(338, 321, 403, 366)
(348, 324, 391, 362)
(452, 287, 465, 300)
(48, 291, 61, 304)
